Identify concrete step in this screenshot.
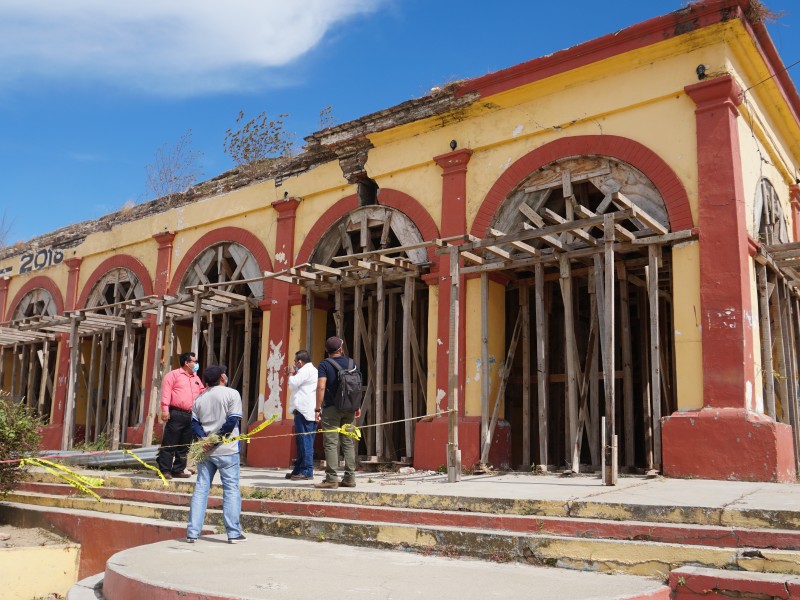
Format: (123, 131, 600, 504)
(8, 487, 800, 579)
(70, 535, 672, 600)
(25, 470, 800, 530)
(668, 565, 800, 598)
(18, 480, 800, 552)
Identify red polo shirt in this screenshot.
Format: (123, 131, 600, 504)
(161, 367, 205, 412)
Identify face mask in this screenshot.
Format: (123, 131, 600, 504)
(192, 363, 199, 373)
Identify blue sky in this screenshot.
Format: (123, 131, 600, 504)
(1, 0, 799, 243)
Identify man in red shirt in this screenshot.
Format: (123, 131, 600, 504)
(157, 351, 205, 479)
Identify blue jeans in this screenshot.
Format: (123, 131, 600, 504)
(291, 411, 317, 477)
(186, 452, 242, 540)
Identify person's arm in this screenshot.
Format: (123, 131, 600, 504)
(315, 376, 326, 421)
(191, 417, 207, 439)
(160, 371, 174, 422)
(217, 415, 240, 436)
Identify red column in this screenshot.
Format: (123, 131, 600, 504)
(415, 148, 476, 469)
(248, 197, 299, 468)
(128, 232, 176, 445)
(0, 277, 9, 322)
(662, 75, 795, 482)
(43, 257, 84, 448)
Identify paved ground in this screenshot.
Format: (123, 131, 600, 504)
(96, 534, 668, 600)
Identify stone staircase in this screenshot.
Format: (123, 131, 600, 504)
(6, 470, 800, 598)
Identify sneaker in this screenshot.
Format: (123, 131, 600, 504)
(186, 537, 197, 544)
(290, 474, 311, 480)
(228, 534, 247, 544)
(314, 480, 339, 489)
(339, 478, 356, 488)
(174, 472, 192, 478)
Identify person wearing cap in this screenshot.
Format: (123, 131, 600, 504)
(186, 364, 246, 544)
(285, 349, 318, 480)
(156, 351, 205, 480)
(314, 336, 359, 489)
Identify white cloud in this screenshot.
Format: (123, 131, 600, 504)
(0, 0, 383, 96)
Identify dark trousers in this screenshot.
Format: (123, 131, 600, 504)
(157, 408, 193, 475)
(291, 411, 317, 477)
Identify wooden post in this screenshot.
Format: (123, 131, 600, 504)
(648, 244, 661, 468)
(559, 254, 579, 472)
(521, 283, 532, 470)
(241, 300, 252, 456)
(353, 285, 363, 369)
(10, 343, 18, 401)
(219, 313, 230, 365)
(143, 300, 166, 448)
(403, 274, 415, 458)
(480, 272, 490, 457)
(334, 285, 344, 341)
(61, 313, 82, 450)
(769, 278, 789, 424)
(37, 339, 51, 418)
(95, 332, 108, 441)
(375, 276, 385, 459)
(191, 293, 203, 356)
(305, 289, 314, 353)
(604, 216, 617, 484)
(85, 334, 99, 438)
(385, 292, 397, 456)
(777, 282, 800, 473)
(447, 248, 462, 482)
(25, 343, 36, 408)
(120, 312, 136, 444)
(111, 313, 132, 450)
(0, 346, 5, 393)
(617, 263, 635, 467)
(534, 263, 549, 470)
(206, 310, 215, 365)
(756, 265, 776, 419)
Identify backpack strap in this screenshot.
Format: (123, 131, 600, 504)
(325, 357, 343, 371)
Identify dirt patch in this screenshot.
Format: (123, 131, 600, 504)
(0, 524, 70, 548)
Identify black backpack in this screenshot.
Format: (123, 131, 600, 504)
(325, 357, 362, 413)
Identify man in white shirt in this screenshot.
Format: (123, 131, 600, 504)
(285, 350, 318, 481)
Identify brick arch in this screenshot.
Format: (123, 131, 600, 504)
(7, 275, 65, 318)
(76, 255, 154, 309)
(168, 227, 273, 296)
(296, 189, 441, 264)
(472, 135, 693, 237)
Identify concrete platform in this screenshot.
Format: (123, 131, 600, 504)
(83, 534, 669, 600)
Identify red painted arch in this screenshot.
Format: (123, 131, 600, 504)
(168, 227, 273, 296)
(296, 189, 441, 265)
(471, 135, 693, 237)
(76, 255, 154, 309)
(7, 275, 65, 318)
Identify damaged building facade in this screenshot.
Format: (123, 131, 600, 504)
(2, 0, 800, 482)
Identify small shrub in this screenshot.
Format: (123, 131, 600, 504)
(0, 391, 43, 496)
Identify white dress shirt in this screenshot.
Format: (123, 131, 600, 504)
(288, 362, 318, 421)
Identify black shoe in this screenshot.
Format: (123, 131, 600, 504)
(284, 472, 294, 479)
(186, 537, 197, 544)
(228, 534, 247, 544)
(290, 474, 311, 480)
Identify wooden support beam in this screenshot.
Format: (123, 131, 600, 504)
(241, 301, 252, 459)
(521, 283, 532, 470)
(402, 274, 415, 457)
(613, 192, 668, 235)
(86, 334, 99, 438)
(143, 301, 166, 449)
(480, 273, 490, 456)
(535, 263, 549, 469)
(62, 313, 83, 450)
(559, 254, 580, 472)
(375, 276, 385, 459)
(648, 244, 661, 468)
(447, 248, 462, 482)
(191, 293, 202, 356)
(617, 263, 636, 467)
(120, 311, 136, 445)
(756, 265, 776, 419)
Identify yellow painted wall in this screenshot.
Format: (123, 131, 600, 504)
(464, 278, 505, 418)
(425, 284, 440, 414)
(672, 242, 703, 410)
(1, 544, 80, 600)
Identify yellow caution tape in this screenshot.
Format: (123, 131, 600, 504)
(21, 458, 104, 502)
(224, 413, 279, 444)
(121, 449, 168, 486)
(319, 423, 361, 441)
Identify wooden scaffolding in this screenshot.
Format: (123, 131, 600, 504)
(446, 192, 694, 485)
